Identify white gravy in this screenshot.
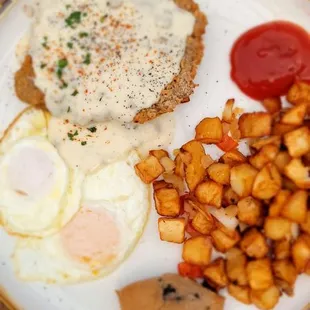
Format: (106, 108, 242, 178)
(29, 0, 195, 125)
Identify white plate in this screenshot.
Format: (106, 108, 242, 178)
(0, 0, 309, 309)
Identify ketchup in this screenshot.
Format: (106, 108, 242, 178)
(230, 21, 310, 100)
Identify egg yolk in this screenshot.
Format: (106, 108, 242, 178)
(8, 147, 54, 197)
(61, 207, 121, 267)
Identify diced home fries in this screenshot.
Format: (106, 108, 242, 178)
(133, 87, 310, 308)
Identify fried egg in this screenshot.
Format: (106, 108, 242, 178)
(13, 151, 150, 283)
(0, 108, 84, 237)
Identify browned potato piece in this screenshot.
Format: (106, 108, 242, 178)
(220, 149, 247, 167)
(223, 186, 239, 206)
(272, 259, 297, 286)
(182, 236, 212, 266)
(181, 140, 206, 191)
(162, 173, 185, 193)
(301, 211, 310, 235)
(287, 81, 310, 108)
(230, 164, 258, 197)
(222, 99, 235, 123)
(158, 218, 185, 244)
(292, 234, 310, 274)
(237, 196, 262, 226)
(284, 126, 310, 158)
(239, 112, 272, 138)
(226, 248, 248, 286)
(249, 144, 279, 170)
(228, 284, 251, 305)
(203, 258, 228, 288)
(250, 286, 280, 310)
(252, 163, 281, 200)
(275, 279, 294, 296)
(246, 258, 274, 290)
(240, 228, 268, 258)
(154, 187, 180, 217)
(192, 211, 214, 235)
(149, 149, 169, 160)
(272, 123, 298, 136)
(195, 117, 223, 144)
(195, 180, 223, 208)
(174, 154, 185, 178)
(207, 163, 230, 185)
(281, 103, 307, 125)
(274, 151, 291, 173)
(264, 217, 291, 240)
(262, 97, 282, 114)
(153, 180, 170, 191)
(160, 157, 175, 173)
(281, 190, 307, 223)
(282, 177, 299, 191)
(284, 158, 310, 189)
(135, 155, 164, 184)
(274, 239, 291, 260)
(269, 190, 291, 217)
(250, 136, 281, 150)
(211, 228, 240, 253)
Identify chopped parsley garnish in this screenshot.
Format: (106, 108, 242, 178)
(40, 63, 47, 69)
(67, 106, 71, 113)
(100, 15, 107, 23)
(83, 53, 91, 65)
(67, 130, 78, 140)
(42, 36, 49, 49)
(71, 90, 79, 96)
(67, 42, 73, 49)
(56, 58, 68, 79)
(87, 127, 97, 133)
(81, 141, 87, 146)
(83, 12, 87, 17)
(60, 82, 68, 89)
(66, 4, 71, 9)
(79, 32, 88, 38)
(65, 11, 82, 28)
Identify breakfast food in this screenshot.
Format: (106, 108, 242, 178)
(0, 288, 17, 310)
(134, 83, 310, 309)
(0, 107, 84, 237)
(15, 0, 206, 124)
(117, 273, 224, 310)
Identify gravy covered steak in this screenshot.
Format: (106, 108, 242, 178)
(14, 0, 206, 124)
(117, 274, 224, 310)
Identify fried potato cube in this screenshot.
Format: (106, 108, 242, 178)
(153, 180, 170, 191)
(281, 190, 307, 223)
(287, 81, 310, 108)
(240, 228, 268, 258)
(158, 218, 185, 244)
(252, 163, 281, 200)
(272, 122, 298, 136)
(274, 239, 291, 260)
(264, 217, 292, 240)
(195, 117, 223, 144)
(226, 247, 248, 286)
(192, 211, 214, 235)
(203, 258, 228, 288)
(301, 211, 310, 235)
(195, 180, 223, 208)
(207, 163, 230, 185)
(272, 259, 297, 286)
(223, 186, 239, 206)
(281, 103, 307, 125)
(284, 126, 310, 158)
(239, 112, 272, 138)
(275, 279, 294, 297)
(230, 164, 258, 197)
(160, 157, 175, 173)
(247, 259, 274, 290)
(219, 149, 247, 167)
(262, 97, 282, 114)
(174, 154, 185, 178)
(274, 151, 291, 174)
(228, 284, 251, 305)
(292, 234, 310, 274)
(149, 149, 169, 160)
(135, 155, 164, 184)
(182, 236, 212, 266)
(222, 99, 235, 123)
(268, 190, 291, 217)
(284, 158, 310, 189)
(211, 228, 240, 253)
(249, 144, 279, 170)
(250, 286, 280, 310)
(237, 196, 262, 226)
(250, 136, 281, 150)
(154, 187, 180, 217)
(181, 140, 206, 191)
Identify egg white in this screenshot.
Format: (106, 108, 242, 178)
(13, 151, 150, 283)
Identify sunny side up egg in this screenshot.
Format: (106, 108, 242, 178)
(0, 107, 84, 237)
(13, 151, 150, 283)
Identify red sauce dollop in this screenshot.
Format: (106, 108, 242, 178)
(230, 21, 310, 100)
